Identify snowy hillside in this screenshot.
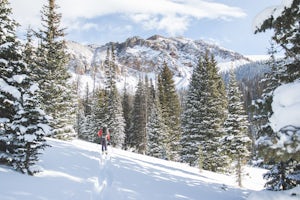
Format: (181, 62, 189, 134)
(66, 35, 258, 94)
(1, 138, 298, 200)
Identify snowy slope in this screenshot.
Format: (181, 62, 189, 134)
(1, 138, 297, 200)
(0, 138, 254, 199)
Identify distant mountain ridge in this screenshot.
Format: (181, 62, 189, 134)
(65, 35, 265, 93)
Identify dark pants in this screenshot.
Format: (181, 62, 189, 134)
(101, 138, 107, 152)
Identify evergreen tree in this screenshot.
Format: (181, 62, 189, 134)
(10, 73, 50, 175)
(255, 0, 300, 81)
(147, 95, 165, 159)
(90, 88, 106, 142)
(104, 45, 125, 147)
(158, 62, 181, 161)
(202, 53, 228, 172)
(253, 43, 284, 162)
(254, 0, 300, 190)
(108, 86, 125, 148)
(35, 0, 76, 139)
(223, 68, 252, 186)
(0, 0, 50, 174)
(180, 53, 228, 171)
(122, 85, 132, 149)
(264, 160, 300, 191)
(180, 58, 208, 166)
(78, 84, 95, 142)
(130, 78, 147, 153)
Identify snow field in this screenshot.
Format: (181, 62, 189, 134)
(0, 138, 298, 200)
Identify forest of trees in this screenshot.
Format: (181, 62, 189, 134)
(0, 0, 299, 190)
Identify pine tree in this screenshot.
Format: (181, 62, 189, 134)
(0, 0, 50, 174)
(122, 85, 132, 149)
(255, 0, 300, 81)
(180, 57, 208, 166)
(130, 78, 147, 153)
(10, 73, 50, 175)
(108, 86, 125, 148)
(201, 53, 228, 172)
(35, 0, 76, 139)
(77, 84, 94, 142)
(264, 160, 300, 191)
(103, 45, 125, 148)
(147, 96, 165, 159)
(223, 68, 252, 186)
(90, 88, 106, 142)
(158, 62, 181, 161)
(254, 1, 300, 190)
(253, 43, 284, 162)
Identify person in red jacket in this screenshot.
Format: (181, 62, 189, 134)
(98, 125, 110, 153)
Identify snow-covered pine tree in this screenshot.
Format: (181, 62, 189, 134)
(104, 45, 125, 148)
(180, 57, 208, 166)
(264, 160, 300, 191)
(122, 85, 133, 149)
(90, 88, 106, 142)
(254, 0, 300, 190)
(146, 94, 165, 159)
(158, 62, 181, 161)
(23, 28, 36, 76)
(200, 52, 228, 172)
(78, 84, 94, 141)
(253, 43, 284, 161)
(35, 0, 76, 140)
(255, 0, 300, 82)
(11, 73, 51, 175)
(130, 78, 147, 153)
(107, 85, 125, 148)
(223, 68, 252, 186)
(0, 0, 50, 174)
(0, 0, 24, 168)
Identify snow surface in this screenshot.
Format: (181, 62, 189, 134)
(0, 138, 298, 200)
(270, 80, 300, 132)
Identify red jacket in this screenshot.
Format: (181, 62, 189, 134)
(98, 129, 110, 140)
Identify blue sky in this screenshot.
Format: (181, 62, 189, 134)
(10, 0, 283, 55)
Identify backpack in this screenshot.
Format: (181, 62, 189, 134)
(102, 127, 108, 139)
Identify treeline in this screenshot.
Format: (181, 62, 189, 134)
(77, 49, 252, 186)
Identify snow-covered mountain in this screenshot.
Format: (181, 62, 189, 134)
(66, 35, 265, 94)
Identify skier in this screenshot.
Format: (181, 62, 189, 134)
(98, 125, 110, 154)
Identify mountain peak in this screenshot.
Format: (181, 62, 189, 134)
(66, 35, 252, 92)
(147, 34, 166, 40)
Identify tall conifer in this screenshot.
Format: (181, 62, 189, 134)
(130, 79, 147, 153)
(158, 62, 181, 161)
(223, 68, 252, 186)
(35, 0, 76, 139)
(0, 0, 50, 174)
(180, 58, 208, 166)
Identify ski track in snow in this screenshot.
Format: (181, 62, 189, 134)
(0, 138, 269, 200)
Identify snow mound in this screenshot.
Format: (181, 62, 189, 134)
(247, 186, 300, 200)
(270, 80, 300, 132)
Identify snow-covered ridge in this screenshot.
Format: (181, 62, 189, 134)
(66, 35, 266, 94)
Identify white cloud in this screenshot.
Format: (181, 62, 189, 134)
(10, 0, 246, 36)
(130, 14, 190, 36)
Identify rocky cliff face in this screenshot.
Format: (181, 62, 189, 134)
(66, 35, 256, 93)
